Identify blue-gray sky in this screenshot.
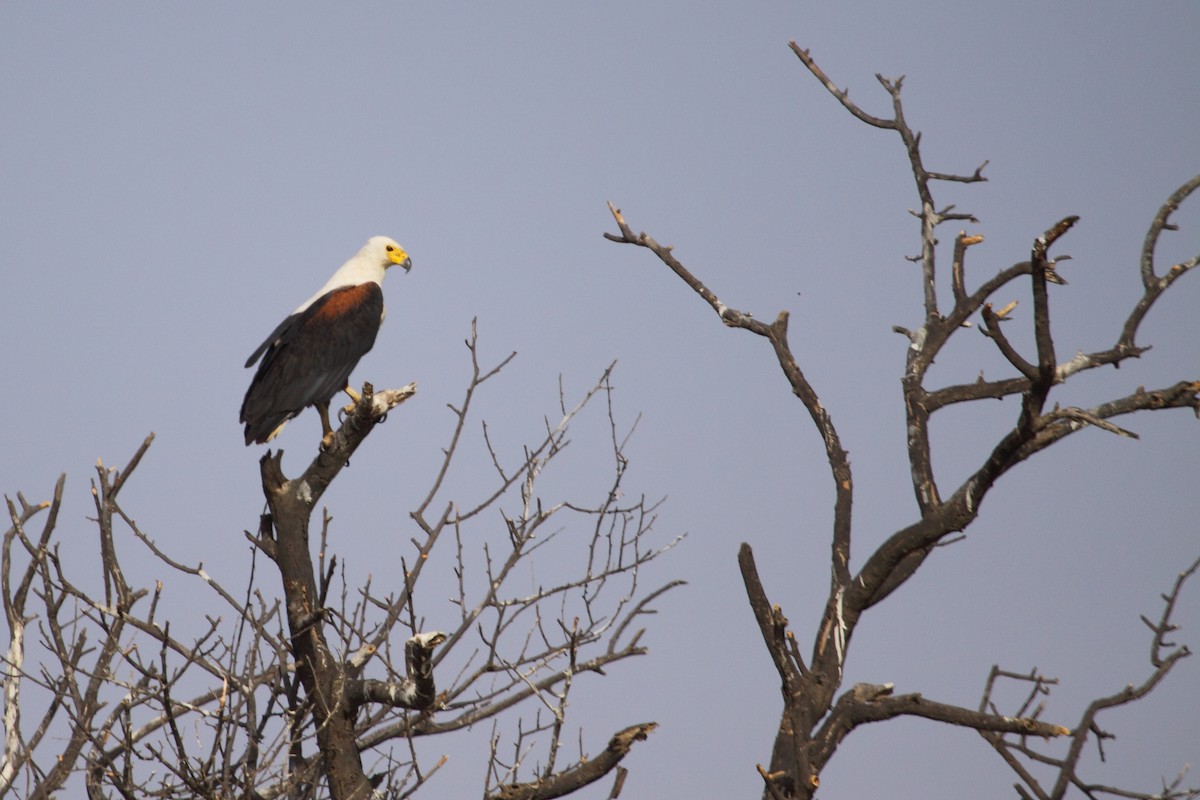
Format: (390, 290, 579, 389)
(2, 3, 1198, 797)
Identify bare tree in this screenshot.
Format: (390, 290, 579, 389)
(1, 322, 678, 800)
(605, 43, 1199, 800)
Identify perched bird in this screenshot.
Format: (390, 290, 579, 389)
(240, 236, 412, 447)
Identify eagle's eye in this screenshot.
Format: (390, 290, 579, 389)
(386, 245, 394, 252)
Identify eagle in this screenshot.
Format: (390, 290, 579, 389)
(240, 236, 412, 447)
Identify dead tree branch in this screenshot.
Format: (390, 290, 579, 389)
(980, 557, 1200, 800)
(488, 722, 657, 800)
(605, 41, 1198, 800)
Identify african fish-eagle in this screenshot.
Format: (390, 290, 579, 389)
(240, 236, 412, 446)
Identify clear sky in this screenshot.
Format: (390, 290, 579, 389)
(2, 3, 1198, 798)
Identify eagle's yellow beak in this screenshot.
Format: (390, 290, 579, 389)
(388, 245, 412, 272)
